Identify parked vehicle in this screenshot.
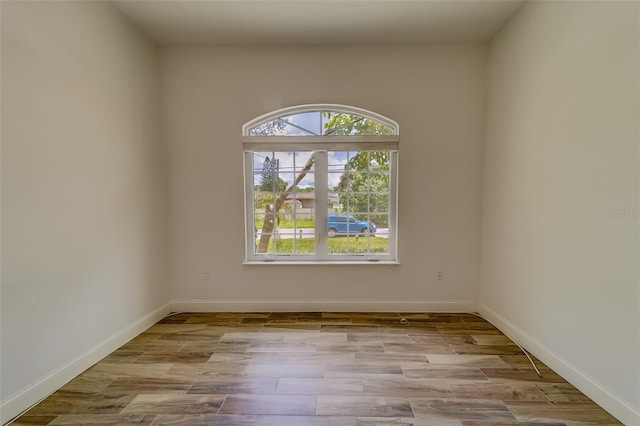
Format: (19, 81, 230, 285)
(327, 214, 376, 237)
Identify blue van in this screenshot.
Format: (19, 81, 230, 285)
(327, 214, 376, 237)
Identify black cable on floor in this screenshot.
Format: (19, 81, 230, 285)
(471, 311, 542, 377)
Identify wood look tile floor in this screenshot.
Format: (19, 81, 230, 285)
(12, 313, 621, 426)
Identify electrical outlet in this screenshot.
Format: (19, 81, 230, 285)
(202, 272, 211, 281)
(437, 271, 444, 280)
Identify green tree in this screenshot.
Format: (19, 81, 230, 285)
(323, 113, 392, 136)
(335, 156, 390, 227)
(258, 156, 286, 192)
(250, 119, 286, 136)
(294, 186, 315, 193)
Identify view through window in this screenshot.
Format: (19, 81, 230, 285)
(243, 105, 399, 262)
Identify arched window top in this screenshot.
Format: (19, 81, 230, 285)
(243, 104, 399, 137)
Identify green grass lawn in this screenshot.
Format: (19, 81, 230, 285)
(259, 237, 388, 254)
(254, 218, 315, 229)
(277, 219, 315, 229)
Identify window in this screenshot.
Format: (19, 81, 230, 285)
(243, 104, 399, 263)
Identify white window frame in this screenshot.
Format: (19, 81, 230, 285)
(243, 104, 399, 264)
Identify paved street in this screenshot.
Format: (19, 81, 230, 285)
(256, 228, 389, 239)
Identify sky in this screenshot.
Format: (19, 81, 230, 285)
(250, 110, 389, 189)
(253, 150, 359, 189)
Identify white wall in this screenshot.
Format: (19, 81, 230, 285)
(162, 45, 486, 310)
(0, 1, 169, 420)
(480, 1, 639, 423)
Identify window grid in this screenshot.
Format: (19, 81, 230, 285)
(244, 105, 398, 263)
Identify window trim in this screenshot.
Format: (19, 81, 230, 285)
(243, 104, 399, 264)
(242, 104, 399, 136)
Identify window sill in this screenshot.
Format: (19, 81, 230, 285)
(243, 260, 401, 265)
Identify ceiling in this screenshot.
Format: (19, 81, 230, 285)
(111, 0, 526, 46)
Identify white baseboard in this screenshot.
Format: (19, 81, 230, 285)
(477, 303, 640, 426)
(1, 303, 171, 425)
(169, 299, 478, 313)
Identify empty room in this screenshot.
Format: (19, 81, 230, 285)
(1, 0, 638, 425)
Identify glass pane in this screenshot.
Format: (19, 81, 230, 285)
(289, 191, 315, 255)
(253, 150, 316, 256)
(369, 213, 389, 241)
(250, 120, 286, 136)
(293, 151, 315, 173)
(322, 113, 393, 136)
(368, 151, 391, 170)
(280, 112, 323, 136)
(368, 172, 389, 192)
(254, 193, 277, 210)
(248, 110, 397, 137)
(254, 152, 280, 192)
(368, 193, 389, 213)
(326, 150, 391, 256)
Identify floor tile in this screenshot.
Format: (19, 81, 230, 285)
(99, 350, 145, 363)
(403, 367, 488, 381)
(151, 414, 257, 425)
(247, 341, 318, 352)
(27, 394, 136, 415)
(101, 378, 193, 395)
(408, 335, 475, 345)
(439, 328, 502, 336)
(286, 333, 348, 347)
(380, 326, 441, 335)
(9, 416, 58, 425)
(451, 344, 523, 355)
(262, 323, 322, 331)
(219, 332, 285, 343)
(505, 401, 622, 424)
(410, 398, 517, 422)
(480, 368, 567, 383)
(249, 352, 355, 364)
(449, 382, 548, 401)
(121, 394, 226, 414)
(383, 343, 454, 354)
(88, 363, 174, 379)
(189, 377, 278, 394)
(144, 324, 208, 334)
(276, 378, 364, 395)
(321, 325, 381, 333)
(461, 422, 566, 426)
(58, 373, 114, 394)
(255, 415, 357, 425)
(319, 343, 386, 353)
(316, 396, 413, 417)
(243, 363, 324, 378)
(134, 351, 214, 363)
(325, 364, 404, 379)
(354, 352, 429, 368)
(218, 394, 317, 415)
(49, 414, 157, 425)
(164, 361, 249, 380)
(426, 354, 509, 368)
(358, 417, 462, 425)
(471, 335, 516, 345)
(534, 383, 592, 403)
(347, 333, 413, 344)
(362, 378, 453, 398)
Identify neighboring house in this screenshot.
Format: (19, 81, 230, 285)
(284, 193, 340, 209)
(284, 192, 315, 209)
